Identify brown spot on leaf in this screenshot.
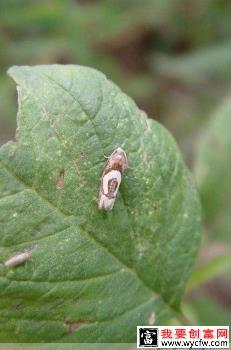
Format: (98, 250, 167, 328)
(64, 320, 88, 336)
(56, 169, 65, 190)
(13, 303, 24, 311)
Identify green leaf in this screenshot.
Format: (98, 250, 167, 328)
(194, 98, 231, 242)
(187, 254, 231, 290)
(0, 65, 201, 342)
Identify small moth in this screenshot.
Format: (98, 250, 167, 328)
(4, 250, 33, 268)
(99, 147, 128, 211)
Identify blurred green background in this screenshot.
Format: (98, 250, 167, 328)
(0, 0, 230, 327)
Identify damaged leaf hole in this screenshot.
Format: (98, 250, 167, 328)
(56, 168, 65, 190)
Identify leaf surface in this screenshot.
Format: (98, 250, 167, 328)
(0, 65, 201, 342)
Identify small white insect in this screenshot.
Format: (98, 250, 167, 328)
(99, 147, 128, 211)
(4, 250, 32, 268)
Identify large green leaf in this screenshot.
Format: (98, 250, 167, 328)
(194, 98, 231, 243)
(0, 65, 201, 342)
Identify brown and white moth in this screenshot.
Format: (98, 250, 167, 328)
(99, 147, 128, 210)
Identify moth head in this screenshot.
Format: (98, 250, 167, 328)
(113, 147, 128, 171)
